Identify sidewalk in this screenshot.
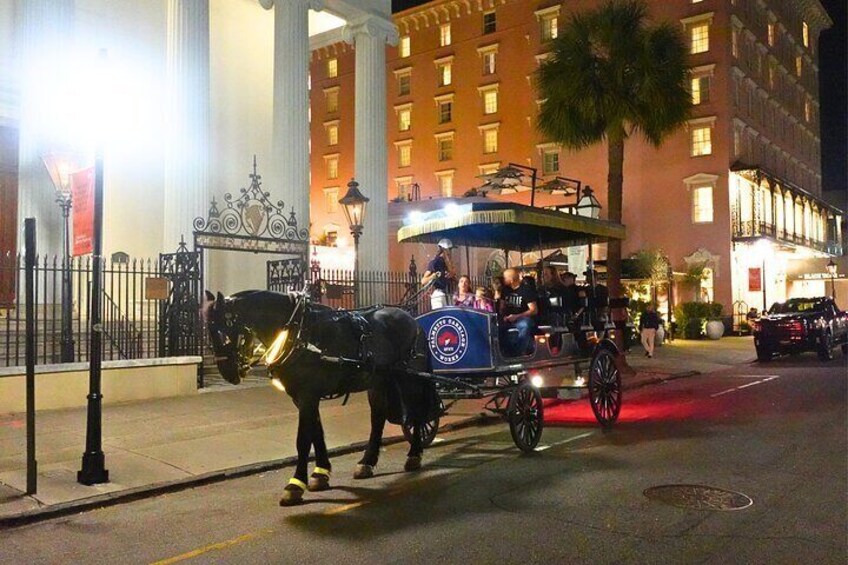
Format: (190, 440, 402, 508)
(0, 336, 755, 527)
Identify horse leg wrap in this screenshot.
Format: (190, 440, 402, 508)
(279, 478, 306, 506)
(308, 467, 331, 492)
(353, 464, 374, 480)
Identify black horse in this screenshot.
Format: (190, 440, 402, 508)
(203, 290, 436, 506)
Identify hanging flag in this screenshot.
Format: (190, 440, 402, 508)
(748, 267, 762, 292)
(71, 167, 95, 256)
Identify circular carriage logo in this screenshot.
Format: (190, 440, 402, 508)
(428, 316, 469, 365)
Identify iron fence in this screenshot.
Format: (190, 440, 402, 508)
(0, 253, 168, 367)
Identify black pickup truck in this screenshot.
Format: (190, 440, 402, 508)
(753, 297, 848, 361)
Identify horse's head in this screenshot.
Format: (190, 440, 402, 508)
(203, 290, 258, 385)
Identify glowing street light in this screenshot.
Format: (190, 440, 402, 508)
(339, 179, 369, 307)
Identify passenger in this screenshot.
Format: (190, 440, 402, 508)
(491, 275, 506, 319)
(540, 265, 566, 325)
(474, 287, 495, 312)
(500, 268, 538, 356)
(560, 272, 581, 319)
(453, 275, 475, 307)
(421, 239, 455, 309)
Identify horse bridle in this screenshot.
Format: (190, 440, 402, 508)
(265, 291, 312, 369)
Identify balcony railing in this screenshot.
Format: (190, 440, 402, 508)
(732, 219, 842, 255)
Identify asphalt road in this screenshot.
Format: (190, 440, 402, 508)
(2, 353, 846, 565)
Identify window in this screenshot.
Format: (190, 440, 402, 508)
(768, 63, 776, 89)
(325, 123, 338, 145)
(689, 23, 709, 54)
(438, 62, 452, 86)
(397, 143, 412, 167)
(399, 36, 411, 58)
(804, 97, 812, 122)
(440, 24, 451, 47)
(483, 11, 496, 35)
(325, 155, 339, 179)
(438, 100, 452, 124)
(324, 188, 339, 213)
(436, 134, 454, 162)
(478, 163, 500, 176)
(542, 150, 559, 175)
(397, 106, 411, 131)
(325, 88, 339, 113)
(395, 177, 414, 201)
(767, 22, 776, 47)
(692, 185, 713, 222)
(540, 15, 558, 42)
(483, 51, 496, 75)
(690, 125, 712, 156)
(795, 55, 802, 77)
(700, 267, 714, 302)
(731, 27, 739, 58)
(323, 227, 338, 247)
(691, 75, 711, 105)
(482, 89, 498, 114)
(483, 128, 498, 154)
(397, 72, 411, 96)
(327, 58, 338, 78)
(437, 172, 454, 197)
(802, 21, 809, 48)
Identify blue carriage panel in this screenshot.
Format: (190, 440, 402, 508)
(416, 307, 495, 373)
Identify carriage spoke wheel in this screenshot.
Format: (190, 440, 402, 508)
(402, 415, 440, 448)
(589, 348, 622, 427)
(508, 382, 544, 452)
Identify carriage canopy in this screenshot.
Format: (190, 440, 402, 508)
(397, 202, 625, 253)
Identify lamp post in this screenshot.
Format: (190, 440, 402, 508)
(42, 154, 77, 362)
(826, 258, 837, 300)
(339, 179, 369, 307)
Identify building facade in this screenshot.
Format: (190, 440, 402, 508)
(308, 0, 843, 313)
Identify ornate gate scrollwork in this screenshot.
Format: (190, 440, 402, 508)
(159, 238, 202, 358)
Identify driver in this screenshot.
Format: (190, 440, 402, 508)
(501, 268, 538, 356)
(421, 239, 455, 309)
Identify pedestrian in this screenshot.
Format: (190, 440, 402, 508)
(420, 239, 455, 309)
(639, 302, 662, 358)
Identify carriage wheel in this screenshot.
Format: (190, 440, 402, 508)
(402, 415, 440, 448)
(589, 347, 622, 427)
(508, 382, 544, 452)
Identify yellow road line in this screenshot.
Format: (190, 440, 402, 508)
(322, 500, 369, 515)
(150, 529, 273, 565)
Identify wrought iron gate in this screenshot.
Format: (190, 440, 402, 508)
(159, 239, 202, 358)
(267, 257, 307, 292)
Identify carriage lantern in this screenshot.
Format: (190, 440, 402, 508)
(575, 185, 602, 219)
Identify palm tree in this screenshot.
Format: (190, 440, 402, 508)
(536, 0, 690, 300)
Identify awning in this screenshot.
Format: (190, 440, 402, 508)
(397, 202, 626, 253)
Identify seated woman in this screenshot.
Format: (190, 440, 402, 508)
(474, 286, 495, 312)
(453, 275, 475, 307)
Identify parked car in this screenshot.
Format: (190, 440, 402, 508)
(753, 297, 848, 361)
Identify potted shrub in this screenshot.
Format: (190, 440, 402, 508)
(705, 302, 725, 340)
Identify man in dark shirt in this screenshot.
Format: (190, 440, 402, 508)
(500, 268, 538, 355)
(560, 271, 581, 320)
(421, 239, 455, 309)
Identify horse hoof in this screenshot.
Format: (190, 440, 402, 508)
(404, 456, 422, 472)
(308, 474, 331, 492)
(279, 484, 305, 506)
(353, 464, 374, 480)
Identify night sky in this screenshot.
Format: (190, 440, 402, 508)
(392, 0, 847, 203)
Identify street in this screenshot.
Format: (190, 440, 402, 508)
(1, 354, 845, 565)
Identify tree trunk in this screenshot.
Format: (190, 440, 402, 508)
(606, 129, 625, 300)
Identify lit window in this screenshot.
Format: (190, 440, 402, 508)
(542, 150, 559, 174)
(483, 128, 498, 154)
(768, 63, 776, 89)
(326, 156, 339, 179)
(483, 11, 496, 34)
(398, 72, 411, 96)
(437, 136, 453, 162)
(802, 21, 809, 48)
(325, 89, 339, 113)
(691, 75, 711, 105)
(438, 173, 454, 197)
(731, 28, 739, 58)
(438, 100, 452, 124)
(689, 23, 709, 54)
(692, 185, 714, 223)
(398, 107, 411, 131)
(438, 62, 452, 86)
(540, 15, 558, 42)
(326, 123, 338, 145)
(398, 144, 412, 167)
(795, 55, 802, 77)
(396, 178, 413, 201)
(327, 58, 338, 78)
(690, 125, 712, 156)
(399, 36, 411, 58)
(483, 89, 498, 114)
(767, 23, 776, 47)
(440, 24, 451, 47)
(324, 188, 339, 213)
(804, 97, 812, 122)
(700, 267, 714, 302)
(483, 51, 497, 75)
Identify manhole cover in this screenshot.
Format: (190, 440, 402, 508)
(644, 484, 753, 511)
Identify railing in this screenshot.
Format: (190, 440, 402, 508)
(731, 219, 842, 255)
(0, 253, 165, 368)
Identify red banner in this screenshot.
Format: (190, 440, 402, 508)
(748, 267, 762, 292)
(71, 167, 95, 256)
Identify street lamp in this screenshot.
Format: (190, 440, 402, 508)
(575, 185, 602, 219)
(826, 258, 837, 299)
(42, 153, 78, 362)
(339, 178, 369, 307)
(476, 163, 540, 207)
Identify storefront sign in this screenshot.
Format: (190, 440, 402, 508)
(71, 167, 95, 256)
(748, 268, 762, 292)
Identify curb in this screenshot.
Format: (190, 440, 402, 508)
(0, 413, 489, 530)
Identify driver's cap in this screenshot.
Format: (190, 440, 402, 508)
(437, 238, 454, 249)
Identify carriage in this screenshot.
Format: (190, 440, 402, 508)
(396, 201, 628, 452)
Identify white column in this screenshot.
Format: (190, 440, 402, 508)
(15, 0, 75, 254)
(164, 0, 210, 251)
(262, 0, 321, 234)
(343, 15, 397, 272)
